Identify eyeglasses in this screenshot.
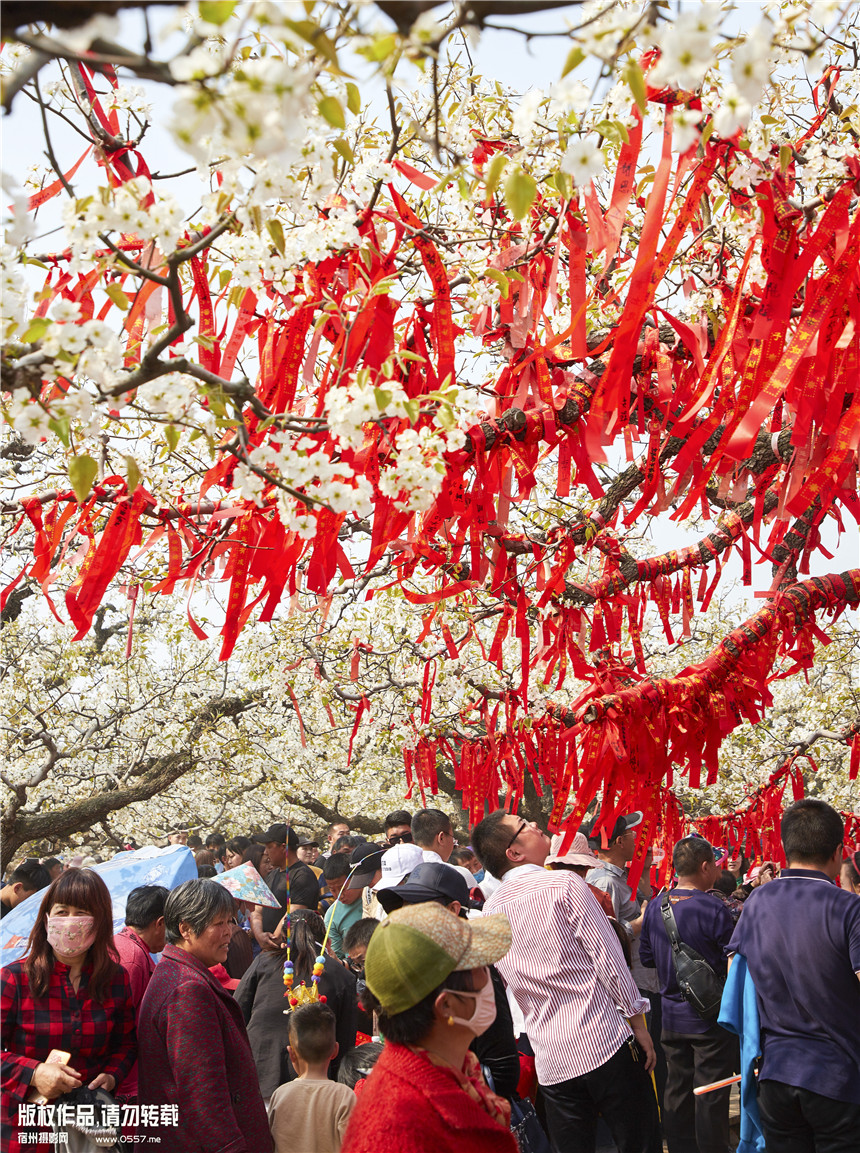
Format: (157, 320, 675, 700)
(346, 957, 365, 974)
(387, 832, 413, 845)
(506, 819, 528, 851)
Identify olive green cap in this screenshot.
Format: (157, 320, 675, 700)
(364, 901, 511, 1015)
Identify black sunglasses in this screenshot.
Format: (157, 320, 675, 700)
(387, 832, 414, 844)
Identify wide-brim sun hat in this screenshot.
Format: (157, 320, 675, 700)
(364, 901, 511, 1016)
(546, 831, 599, 869)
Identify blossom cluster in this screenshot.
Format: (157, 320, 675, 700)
(62, 178, 186, 269)
(169, 54, 313, 165)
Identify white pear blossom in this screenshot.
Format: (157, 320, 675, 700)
(673, 108, 701, 155)
(560, 135, 605, 187)
(3, 396, 51, 443)
(168, 44, 225, 82)
(547, 77, 591, 121)
(713, 86, 753, 140)
(137, 374, 197, 419)
(650, 3, 721, 90)
(512, 90, 544, 142)
(732, 21, 774, 105)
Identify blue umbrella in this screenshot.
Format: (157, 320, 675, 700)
(1, 845, 197, 965)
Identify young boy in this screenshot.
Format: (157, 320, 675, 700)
(268, 1003, 356, 1153)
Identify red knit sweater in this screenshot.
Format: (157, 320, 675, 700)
(341, 1042, 519, 1153)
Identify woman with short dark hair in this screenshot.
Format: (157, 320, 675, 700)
(137, 879, 271, 1153)
(0, 869, 135, 1153)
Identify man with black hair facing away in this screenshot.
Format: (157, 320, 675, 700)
(267, 1002, 356, 1153)
(0, 859, 50, 918)
(639, 837, 737, 1153)
(251, 822, 320, 948)
(412, 808, 456, 863)
(331, 835, 361, 857)
(728, 798, 860, 1153)
(40, 857, 64, 883)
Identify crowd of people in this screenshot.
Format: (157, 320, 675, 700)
(1, 798, 858, 1153)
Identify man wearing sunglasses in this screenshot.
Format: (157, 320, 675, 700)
(383, 810, 413, 847)
(473, 810, 661, 1153)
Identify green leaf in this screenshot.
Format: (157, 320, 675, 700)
(199, 0, 237, 25)
(595, 119, 629, 146)
(374, 387, 393, 410)
(369, 275, 398, 297)
(266, 218, 285, 256)
(561, 46, 584, 78)
(228, 285, 247, 310)
(48, 416, 70, 447)
(20, 316, 53, 344)
(68, 453, 98, 503)
(484, 153, 507, 199)
(485, 268, 510, 298)
(346, 82, 361, 115)
(165, 425, 180, 452)
(403, 398, 420, 424)
(123, 454, 141, 495)
(357, 33, 396, 63)
(623, 59, 648, 115)
(105, 282, 130, 311)
(554, 170, 573, 199)
(282, 19, 340, 68)
(318, 95, 346, 129)
(219, 269, 232, 290)
(504, 166, 536, 221)
(435, 404, 456, 430)
(333, 137, 355, 164)
(779, 144, 792, 172)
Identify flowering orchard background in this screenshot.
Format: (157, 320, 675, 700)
(1, 0, 858, 877)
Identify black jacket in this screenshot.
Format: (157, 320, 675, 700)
(234, 949, 357, 1098)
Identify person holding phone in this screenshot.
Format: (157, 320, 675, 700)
(0, 868, 136, 1153)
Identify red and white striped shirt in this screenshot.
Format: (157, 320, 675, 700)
(484, 864, 649, 1085)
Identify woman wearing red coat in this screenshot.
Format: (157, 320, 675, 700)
(341, 902, 519, 1153)
(137, 879, 271, 1153)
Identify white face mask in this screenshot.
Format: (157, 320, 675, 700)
(444, 969, 497, 1036)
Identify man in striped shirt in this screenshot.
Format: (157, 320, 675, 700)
(474, 810, 661, 1153)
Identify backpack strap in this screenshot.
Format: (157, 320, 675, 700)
(660, 890, 683, 952)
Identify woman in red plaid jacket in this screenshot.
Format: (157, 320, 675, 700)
(1, 868, 135, 1153)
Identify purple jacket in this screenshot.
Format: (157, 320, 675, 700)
(138, 943, 272, 1153)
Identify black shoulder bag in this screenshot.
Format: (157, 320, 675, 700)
(660, 891, 725, 1022)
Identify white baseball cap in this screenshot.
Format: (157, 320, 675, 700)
(375, 843, 424, 890)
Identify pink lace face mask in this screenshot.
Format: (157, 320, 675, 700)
(46, 914, 96, 957)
